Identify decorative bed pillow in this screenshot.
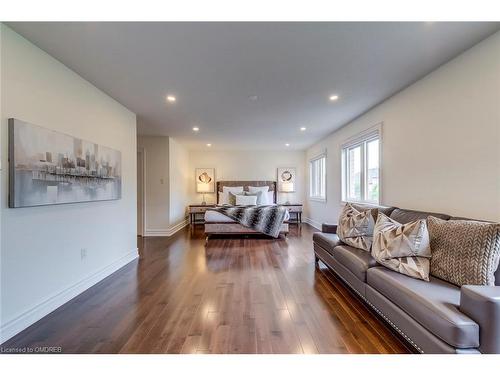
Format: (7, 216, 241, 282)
(228, 191, 263, 205)
(428, 216, 500, 286)
(264, 191, 274, 205)
(223, 186, 244, 194)
(248, 186, 269, 194)
(245, 191, 264, 204)
(337, 203, 376, 251)
(228, 192, 245, 205)
(372, 213, 431, 281)
(248, 186, 272, 204)
(235, 194, 257, 206)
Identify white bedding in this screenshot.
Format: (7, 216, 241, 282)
(219, 190, 274, 205)
(205, 206, 290, 223)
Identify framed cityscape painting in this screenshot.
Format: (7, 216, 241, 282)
(8, 118, 122, 208)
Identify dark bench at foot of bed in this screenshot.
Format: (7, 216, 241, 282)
(204, 222, 289, 241)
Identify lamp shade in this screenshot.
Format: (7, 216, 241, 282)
(197, 182, 211, 193)
(281, 181, 294, 192)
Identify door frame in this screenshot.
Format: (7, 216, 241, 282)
(137, 148, 146, 236)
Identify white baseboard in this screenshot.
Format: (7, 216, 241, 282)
(0, 248, 139, 344)
(303, 217, 322, 230)
(144, 218, 188, 237)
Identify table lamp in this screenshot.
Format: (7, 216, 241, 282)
(281, 181, 294, 204)
(197, 181, 211, 205)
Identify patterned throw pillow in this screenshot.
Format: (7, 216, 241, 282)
(428, 216, 500, 286)
(337, 203, 376, 251)
(372, 213, 431, 281)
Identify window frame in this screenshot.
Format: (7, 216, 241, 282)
(309, 152, 327, 202)
(341, 124, 382, 205)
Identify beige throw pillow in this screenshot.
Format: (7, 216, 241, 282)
(337, 203, 376, 251)
(372, 213, 431, 281)
(428, 216, 500, 286)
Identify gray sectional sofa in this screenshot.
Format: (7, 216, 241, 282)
(313, 204, 500, 354)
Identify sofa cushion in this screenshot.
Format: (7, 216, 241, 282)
(434, 216, 500, 287)
(372, 213, 431, 281)
(333, 245, 377, 282)
(367, 267, 479, 349)
(312, 232, 341, 256)
(389, 208, 450, 224)
(428, 216, 500, 287)
(337, 203, 376, 251)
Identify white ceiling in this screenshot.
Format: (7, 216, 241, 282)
(8, 22, 500, 150)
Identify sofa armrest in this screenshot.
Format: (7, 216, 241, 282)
(460, 285, 500, 353)
(321, 223, 338, 234)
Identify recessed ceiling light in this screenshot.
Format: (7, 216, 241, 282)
(192, 127, 199, 132)
(249, 95, 258, 101)
(300, 127, 307, 131)
(285, 143, 290, 147)
(166, 95, 176, 102)
(329, 95, 339, 101)
(206, 143, 212, 147)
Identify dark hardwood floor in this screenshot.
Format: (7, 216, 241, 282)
(2, 224, 410, 354)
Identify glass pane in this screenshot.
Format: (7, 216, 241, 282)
(310, 157, 326, 199)
(310, 160, 317, 197)
(319, 157, 325, 198)
(310, 162, 315, 196)
(367, 139, 379, 202)
(348, 146, 362, 201)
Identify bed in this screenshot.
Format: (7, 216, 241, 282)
(204, 180, 289, 239)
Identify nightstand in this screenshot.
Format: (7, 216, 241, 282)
(281, 203, 303, 223)
(188, 204, 216, 224)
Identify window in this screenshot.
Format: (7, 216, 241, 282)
(309, 154, 326, 201)
(342, 128, 380, 204)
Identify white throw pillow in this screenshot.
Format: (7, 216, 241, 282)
(247, 187, 273, 204)
(244, 191, 263, 205)
(265, 191, 274, 204)
(223, 186, 244, 194)
(236, 195, 257, 206)
(248, 186, 269, 194)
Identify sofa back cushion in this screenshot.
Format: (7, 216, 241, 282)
(450, 216, 500, 286)
(428, 216, 500, 287)
(390, 208, 450, 224)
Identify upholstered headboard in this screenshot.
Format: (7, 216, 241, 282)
(216, 181, 277, 204)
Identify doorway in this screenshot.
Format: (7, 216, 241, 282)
(137, 148, 145, 236)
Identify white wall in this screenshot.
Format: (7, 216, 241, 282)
(188, 150, 306, 205)
(137, 136, 189, 236)
(0, 25, 138, 342)
(306, 31, 500, 227)
(137, 135, 170, 235)
(168, 138, 189, 228)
